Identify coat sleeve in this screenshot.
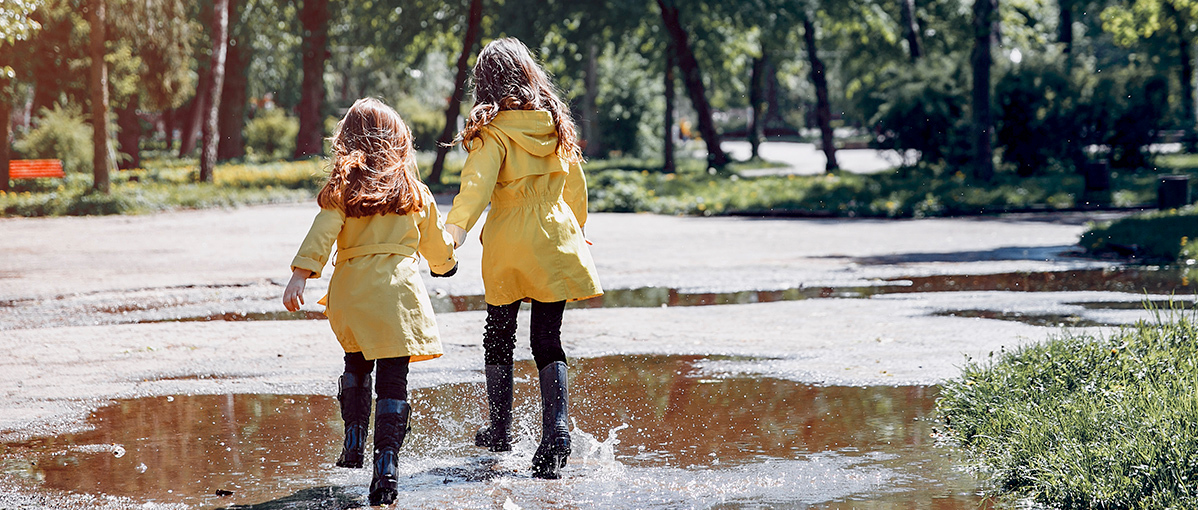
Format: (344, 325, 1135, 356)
(562, 159, 589, 228)
(291, 207, 345, 279)
(446, 128, 506, 233)
(416, 187, 458, 275)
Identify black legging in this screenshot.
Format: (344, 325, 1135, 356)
(483, 299, 567, 370)
(343, 352, 410, 400)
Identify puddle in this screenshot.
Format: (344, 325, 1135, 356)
(119, 267, 1198, 325)
(1069, 299, 1197, 311)
(2, 355, 990, 509)
(935, 309, 1114, 328)
(139, 311, 328, 324)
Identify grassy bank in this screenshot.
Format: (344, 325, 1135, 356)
(1081, 206, 1198, 262)
(0, 153, 467, 217)
(6, 151, 1198, 218)
(937, 310, 1198, 508)
(588, 159, 1198, 218)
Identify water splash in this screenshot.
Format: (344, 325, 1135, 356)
(576, 422, 628, 474)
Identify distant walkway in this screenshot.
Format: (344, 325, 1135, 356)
(721, 141, 911, 176)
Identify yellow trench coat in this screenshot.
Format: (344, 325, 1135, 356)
(446, 110, 602, 306)
(291, 185, 456, 362)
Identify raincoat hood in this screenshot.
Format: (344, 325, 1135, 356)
(488, 110, 558, 158)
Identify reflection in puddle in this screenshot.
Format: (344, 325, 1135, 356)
(934, 310, 1115, 328)
(2, 355, 990, 509)
(123, 267, 1198, 324)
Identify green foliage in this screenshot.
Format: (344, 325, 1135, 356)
(13, 103, 93, 174)
(995, 54, 1085, 176)
(1082, 206, 1198, 262)
(596, 40, 662, 158)
(868, 59, 970, 166)
(0, 159, 324, 217)
(937, 309, 1198, 508)
(586, 157, 1198, 218)
(392, 96, 446, 153)
(244, 109, 299, 161)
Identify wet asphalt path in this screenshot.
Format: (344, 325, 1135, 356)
(0, 203, 1141, 433)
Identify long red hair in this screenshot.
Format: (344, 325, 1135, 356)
(318, 98, 427, 217)
(457, 37, 582, 164)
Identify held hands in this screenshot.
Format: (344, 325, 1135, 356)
(445, 223, 467, 249)
(431, 262, 458, 278)
(283, 268, 312, 312)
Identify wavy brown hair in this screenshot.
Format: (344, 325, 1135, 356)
(317, 98, 427, 217)
(457, 37, 582, 164)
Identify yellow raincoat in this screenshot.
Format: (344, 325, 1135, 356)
(446, 110, 602, 306)
(291, 185, 456, 361)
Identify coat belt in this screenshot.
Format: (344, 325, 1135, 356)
(334, 243, 417, 266)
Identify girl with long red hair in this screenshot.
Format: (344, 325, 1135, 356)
(283, 97, 457, 505)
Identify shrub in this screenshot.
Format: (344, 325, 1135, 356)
(14, 103, 94, 174)
(868, 59, 970, 168)
(995, 55, 1084, 176)
(396, 100, 446, 152)
(245, 108, 298, 161)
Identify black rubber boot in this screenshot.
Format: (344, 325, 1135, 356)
(335, 372, 371, 468)
(532, 361, 571, 479)
(474, 364, 513, 452)
(369, 399, 410, 506)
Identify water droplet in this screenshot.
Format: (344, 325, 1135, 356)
(136, 463, 147, 473)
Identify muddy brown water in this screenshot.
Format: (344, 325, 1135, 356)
(1, 355, 990, 509)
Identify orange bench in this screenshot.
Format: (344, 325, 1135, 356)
(9, 159, 64, 179)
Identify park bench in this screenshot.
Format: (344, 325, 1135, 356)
(9, 159, 65, 180)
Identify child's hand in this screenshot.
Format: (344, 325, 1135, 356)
(283, 268, 312, 312)
(445, 224, 467, 248)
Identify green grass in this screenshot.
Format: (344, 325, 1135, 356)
(585, 154, 1198, 218)
(1081, 206, 1198, 262)
(937, 308, 1198, 509)
(0, 153, 468, 217)
(7, 150, 1198, 218)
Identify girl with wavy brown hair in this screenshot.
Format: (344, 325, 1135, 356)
(283, 97, 457, 505)
(445, 37, 602, 480)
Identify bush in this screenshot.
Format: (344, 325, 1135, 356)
(394, 98, 446, 153)
(13, 103, 94, 174)
(995, 55, 1084, 176)
(245, 108, 299, 161)
(868, 59, 970, 167)
(1081, 206, 1198, 262)
(937, 310, 1198, 508)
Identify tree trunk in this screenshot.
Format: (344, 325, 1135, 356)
(1, 78, 10, 192)
(900, 0, 922, 62)
(116, 99, 141, 169)
(656, 0, 728, 168)
(89, 0, 111, 193)
(663, 37, 676, 173)
(1177, 9, 1196, 152)
(1058, 0, 1072, 55)
(179, 65, 209, 157)
(971, 0, 997, 181)
(294, 0, 330, 159)
(749, 54, 766, 160)
(218, 2, 249, 162)
(199, 0, 230, 182)
(802, 15, 838, 172)
(581, 41, 603, 159)
(163, 107, 177, 152)
(429, 0, 483, 185)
